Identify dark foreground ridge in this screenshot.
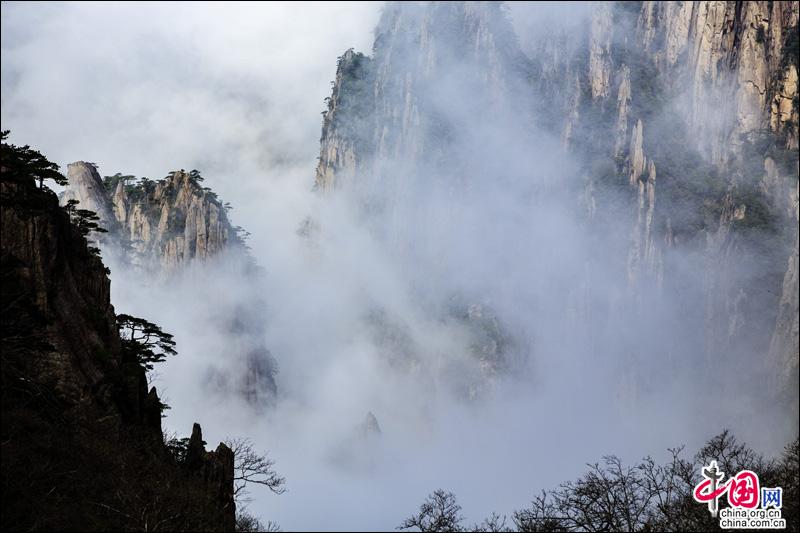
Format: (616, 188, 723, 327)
(1, 134, 235, 531)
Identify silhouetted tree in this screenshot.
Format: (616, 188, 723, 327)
(63, 198, 79, 213)
(225, 437, 286, 503)
(399, 490, 465, 532)
(233, 225, 252, 251)
(0, 130, 67, 189)
(102, 172, 136, 191)
(117, 314, 177, 371)
(235, 508, 265, 532)
(221, 437, 285, 532)
(64, 201, 108, 238)
(403, 432, 799, 533)
(165, 434, 205, 463)
(469, 512, 511, 532)
(235, 507, 281, 532)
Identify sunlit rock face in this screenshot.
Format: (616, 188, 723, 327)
(62, 165, 241, 273)
(62, 161, 118, 231)
(116, 170, 238, 274)
(544, 1, 799, 421)
(315, 1, 798, 423)
(558, 1, 797, 423)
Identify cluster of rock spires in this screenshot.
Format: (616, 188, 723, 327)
(62, 162, 239, 273)
(315, 2, 798, 419)
(60, 161, 278, 406)
(1, 169, 235, 530)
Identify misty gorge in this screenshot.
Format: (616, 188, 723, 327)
(1, 1, 798, 532)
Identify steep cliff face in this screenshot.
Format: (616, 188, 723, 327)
(550, 0, 799, 413)
(572, 1, 799, 160)
(62, 164, 278, 406)
(315, 49, 373, 192)
(316, 1, 531, 195)
(573, 2, 797, 414)
(1, 167, 234, 530)
(65, 165, 240, 274)
(769, 178, 800, 418)
(315, 2, 540, 398)
(637, 1, 799, 153)
(114, 170, 235, 273)
(316, 1, 799, 417)
(585, 3, 797, 415)
(61, 161, 120, 235)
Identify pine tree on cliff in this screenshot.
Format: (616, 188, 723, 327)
(0, 130, 68, 190)
(116, 313, 178, 371)
(62, 199, 108, 238)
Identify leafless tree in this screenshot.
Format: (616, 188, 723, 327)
(401, 431, 798, 533)
(399, 489, 465, 532)
(511, 430, 797, 532)
(225, 437, 286, 503)
(235, 507, 281, 532)
(469, 512, 511, 532)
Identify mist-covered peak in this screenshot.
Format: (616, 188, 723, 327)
(316, 0, 542, 206)
(359, 411, 382, 437)
(372, 1, 527, 84)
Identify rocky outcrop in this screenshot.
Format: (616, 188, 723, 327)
(62, 161, 119, 233)
(358, 412, 382, 439)
(588, 2, 613, 100)
(62, 167, 278, 407)
(102, 170, 238, 274)
(1, 167, 235, 531)
(186, 422, 235, 517)
(61, 167, 241, 276)
(315, 49, 373, 192)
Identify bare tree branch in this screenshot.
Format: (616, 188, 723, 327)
(225, 437, 286, 503)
